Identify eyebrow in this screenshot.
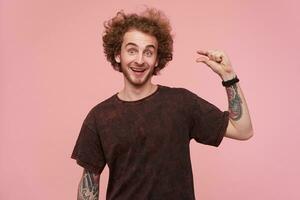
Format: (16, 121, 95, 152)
(125, 42, 156, 49)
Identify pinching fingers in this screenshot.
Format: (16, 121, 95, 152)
(207, 50, 223, 63)
(197, 50, 209, 56)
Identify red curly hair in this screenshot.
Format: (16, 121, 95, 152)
(102, 8, 173, 75)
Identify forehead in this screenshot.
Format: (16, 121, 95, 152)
(122, 29, 158, 48)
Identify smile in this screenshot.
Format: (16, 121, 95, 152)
(130, 67, 147, 73)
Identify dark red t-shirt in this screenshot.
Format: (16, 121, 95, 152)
(71, 85, 229, 200)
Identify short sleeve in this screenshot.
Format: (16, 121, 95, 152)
(187, 90, 229, 147)
(71, 109, 106, 174)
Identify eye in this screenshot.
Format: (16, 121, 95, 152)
(144, 50, 153, 57)
(127, 48, 137, 55)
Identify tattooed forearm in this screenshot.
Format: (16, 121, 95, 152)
(226, 84, 242, 121)
(77, 169, 100, 200)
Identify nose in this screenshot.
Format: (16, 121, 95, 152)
(135, 53, 144, 65)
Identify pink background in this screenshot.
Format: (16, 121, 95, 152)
(1, 0, 299, 199)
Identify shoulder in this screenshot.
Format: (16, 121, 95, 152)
(161, 85, 213, 108)
(159, 84, 195, 97)
(162, 85, 204, 103)
(158, 85, 204, 108)
(92, 94, 117, 111)
(83, 94, 118, 123)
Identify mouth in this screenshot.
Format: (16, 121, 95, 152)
(130, 67, 147, 73)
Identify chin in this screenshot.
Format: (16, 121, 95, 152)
(125, 69, 154, 87)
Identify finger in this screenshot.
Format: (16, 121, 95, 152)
(203, 59, 221, 72)
(210, 54, 222, 62)
(214, 55, 223, 63)
(197, 50, 209, 56)
(205, 50, 215, 61)
(197, 57, 217, 68)
(208, 50, 223, 63)
(196, 55, 209, 62)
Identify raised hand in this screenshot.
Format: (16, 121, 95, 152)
(196, 49, 236, 81)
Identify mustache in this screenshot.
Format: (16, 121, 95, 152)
(131, 63, 150, 68)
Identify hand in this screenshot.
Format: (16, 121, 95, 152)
(196, 49, 236, 81)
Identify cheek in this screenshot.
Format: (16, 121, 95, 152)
(121, 54, 134, 64)
(145, 56, 157, 65)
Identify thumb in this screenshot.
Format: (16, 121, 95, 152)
(196, 54, 221, 71)
(202, 59, 221, 72)
(196, 55, 209, 62)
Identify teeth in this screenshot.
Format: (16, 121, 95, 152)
(131, 68, 146, 72)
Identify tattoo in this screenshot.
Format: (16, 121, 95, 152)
(77, 170, 100, 200)
(226, 84, 242, 121)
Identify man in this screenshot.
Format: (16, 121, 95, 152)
(71, 8, 253, 200)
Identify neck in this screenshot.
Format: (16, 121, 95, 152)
(118, 82, 157, 101)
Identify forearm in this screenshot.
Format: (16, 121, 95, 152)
(226, 82, 253, 137)
(77, 169, 100, 200)
(195, 49, 253, 139)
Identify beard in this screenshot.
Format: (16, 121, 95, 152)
(122, 63, 155, 87)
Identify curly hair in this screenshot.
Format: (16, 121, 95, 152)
(102, 8, 173, 75)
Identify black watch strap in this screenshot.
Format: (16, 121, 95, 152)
(222, 75, 239, 87)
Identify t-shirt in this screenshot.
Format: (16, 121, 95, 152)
(71, 84, 229, 200)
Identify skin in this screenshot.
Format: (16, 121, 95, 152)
(196, 50, 253, 140)
(77, 169, 100, 200)
(115, 29, 159, 101)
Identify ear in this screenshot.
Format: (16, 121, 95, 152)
(115, 54, 121, 63)
(155, 59, 159, 67)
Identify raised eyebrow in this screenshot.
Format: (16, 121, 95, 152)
(124, 43, 156, 50)
(145, 45, 156, 50)
(125, 42, 138, 48)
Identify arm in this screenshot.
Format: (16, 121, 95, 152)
(224, 81, 253, 140)
(196, 50, 253, 140)
(77, 169, 100, 200)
